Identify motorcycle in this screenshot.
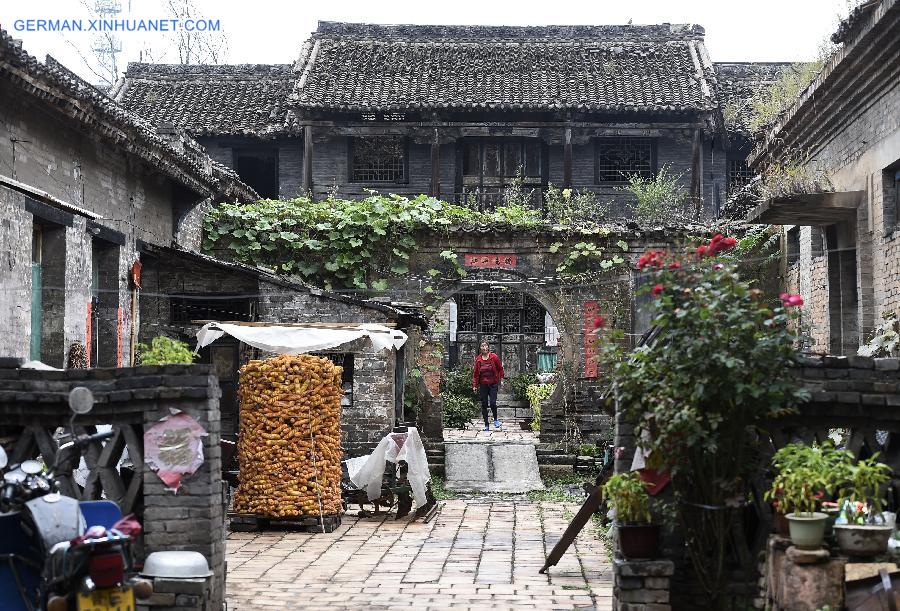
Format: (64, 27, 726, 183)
(0, 387, 152, 611)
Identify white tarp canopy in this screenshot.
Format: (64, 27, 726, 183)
(195, 322, 407, 355)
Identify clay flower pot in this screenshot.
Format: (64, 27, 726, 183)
(786, 512, 828, 549)
(833, 523, 894, 557)
(618, 523, 660, 559)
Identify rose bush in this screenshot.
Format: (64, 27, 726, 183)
(601, 234, 809, 602)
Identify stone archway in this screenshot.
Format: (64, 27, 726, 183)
(412, 270, 581, 429)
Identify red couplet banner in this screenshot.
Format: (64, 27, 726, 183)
(583, 300, 599, 378)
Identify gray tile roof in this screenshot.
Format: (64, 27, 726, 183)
(118, 63, 296, 137)
(0, 29, 257, 203)
(714, 62, 792, 137)
(292, 22, 719, 114)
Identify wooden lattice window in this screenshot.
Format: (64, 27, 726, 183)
(595, 137, 654, 183)
(728, 158, 754, 196)
(350, 136, 406, 183)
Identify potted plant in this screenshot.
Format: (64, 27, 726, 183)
(602, 471, 659, 559)
(777, 466, 830, 549)
(766, 442, 852, 539)
(833, 455, 894, 557)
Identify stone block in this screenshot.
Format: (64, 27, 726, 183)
(444, 443, 490, 482)
(142, 592, 177, 605)
(615, 559, 675, 578)
(786, 545, 830, 565)
(618, 588, 670, 604)
(644, 577, 671, 589)
(152, 578, 208, 596)
(848, 355, 875, 369)
(615, 576, 644, 589)
(875, 358, 900, 371)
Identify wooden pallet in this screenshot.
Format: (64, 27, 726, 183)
(229, 512, 342, 533)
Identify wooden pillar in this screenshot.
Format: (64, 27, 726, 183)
(302, 125, 313, 197)
(563, 127, 573, 189)
(431, 128, 440, 199)
(690, 128, 703, 218)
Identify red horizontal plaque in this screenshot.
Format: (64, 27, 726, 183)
(463, 253, 517, 268)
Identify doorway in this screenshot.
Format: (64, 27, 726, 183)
(451, 291, 547, 376)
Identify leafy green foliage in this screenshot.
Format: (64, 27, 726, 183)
(604, 239, 809, 597)
(204, 194, 539, 290)
(440, 365, 478, 429)
(858, 311, 899, 357)
(544, 184, 609, 224)
(526, 382, 555, 432)
(137, 336, 196, 365)
(430, 475, 457, 500)
(620, 164, 687, 222)
(602, 472, 651, 524)
(555, 233, 628, 276)
(765, 442, 852, 515)
(837, 455, 893, 522)
(507, 372, 538, 402)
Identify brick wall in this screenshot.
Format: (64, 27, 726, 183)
(771, 45, 900, 354)
(0, 363, 225, 610)
(0, 83, 186, 367)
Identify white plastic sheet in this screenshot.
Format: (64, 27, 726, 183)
(345, 427, 430, 507)
(195, 322, 407, 355)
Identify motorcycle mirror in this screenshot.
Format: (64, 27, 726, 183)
(0, 446, 6, 469)
(4, 470, 25, 484)
(21, 460, 42, 475)
(68, 387, 94, 415)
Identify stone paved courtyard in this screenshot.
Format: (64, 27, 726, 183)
(226, 499, 612, 610)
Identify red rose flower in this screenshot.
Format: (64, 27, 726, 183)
(594, 315, 607, 329)
(651, 283, 664, 296)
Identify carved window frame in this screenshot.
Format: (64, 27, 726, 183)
(594, 137, 656, 184)
(349, 136, 408, 184)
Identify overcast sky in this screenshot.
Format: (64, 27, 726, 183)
(3, 0, 852, 85)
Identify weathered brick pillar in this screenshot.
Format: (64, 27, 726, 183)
(141, 365, 224, 610)
(613, 559, 674, 610)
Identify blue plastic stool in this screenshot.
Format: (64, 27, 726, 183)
(79, 500, 122, 529)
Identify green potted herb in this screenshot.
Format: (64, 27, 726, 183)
(833, 456, 894, 557)
(776, 466, 830, 549)
(602, 471, 659, 558)
(766, 442, 851, 538)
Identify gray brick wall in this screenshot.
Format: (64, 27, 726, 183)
(0, 84, 186, 366)
(0, 364, 225, 610)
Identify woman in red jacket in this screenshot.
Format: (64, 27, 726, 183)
(472, 341, 505, 432)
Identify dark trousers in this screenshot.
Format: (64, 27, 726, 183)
(478, 383, 499, 425)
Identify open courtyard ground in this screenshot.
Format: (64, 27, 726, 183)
(226, 498, 612, 610)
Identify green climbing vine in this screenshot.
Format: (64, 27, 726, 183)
(203, 194, 541, 290)
(203, 192, 638, 290)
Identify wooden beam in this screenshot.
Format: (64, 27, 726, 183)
(431, 128, 440, 198)
(690, 128, 702, 217)
(563, 127, 573, 188)
(302, 125, 313, 196)
(744, 191, 863, 225)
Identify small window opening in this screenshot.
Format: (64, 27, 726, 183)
(234, 148, 279, 198)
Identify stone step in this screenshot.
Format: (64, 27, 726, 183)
(496, 405, 533, 420)
(443, 442, 544, 494)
